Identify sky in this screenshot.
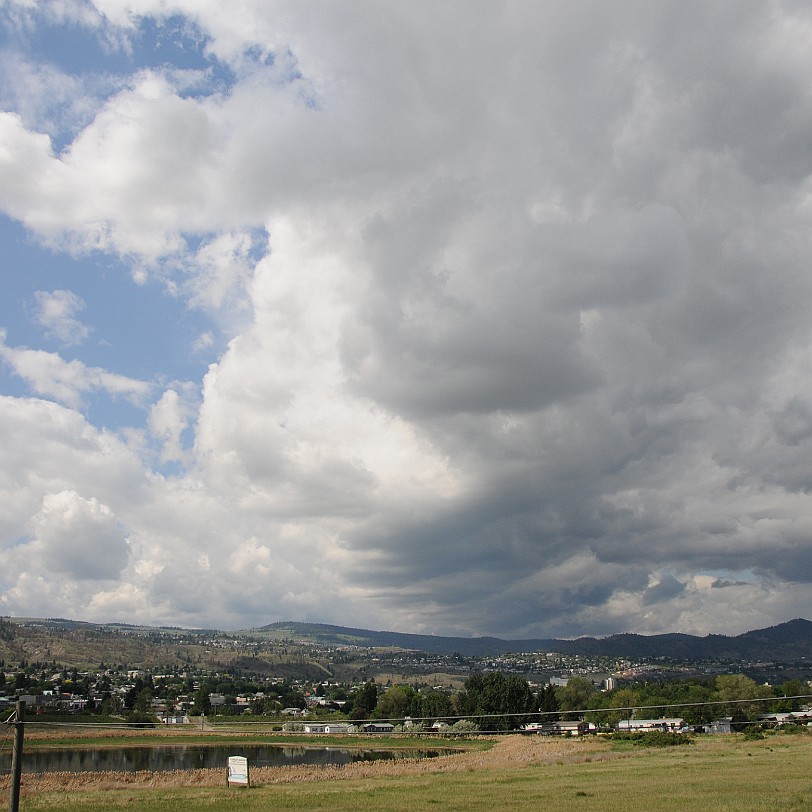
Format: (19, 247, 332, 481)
(1, 1, 812, 640)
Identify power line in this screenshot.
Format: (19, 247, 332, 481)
(12, 693, 811, 730)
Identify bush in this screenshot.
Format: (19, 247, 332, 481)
(612, 731, 692, 747)
(125, 711, 157, 728)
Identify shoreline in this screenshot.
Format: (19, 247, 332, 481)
(3, 735, 611, 792)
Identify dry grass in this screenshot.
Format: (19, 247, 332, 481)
(5, 732, 811, 811)
(2, 734, 612, 793)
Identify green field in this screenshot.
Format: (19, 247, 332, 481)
(9, 732, 812, 812)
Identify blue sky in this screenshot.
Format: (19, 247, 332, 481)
(0, 7, 230, 443)
(2, 0, 812, 638)
(0, 216, 213, 422)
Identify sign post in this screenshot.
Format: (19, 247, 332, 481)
(226, 755, 249, 788)
(8, 700, 25, 812)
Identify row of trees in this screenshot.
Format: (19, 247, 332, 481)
(574, 674, 808, 728)
(9, 661, 807, 730)
(346, 673, 809, 731)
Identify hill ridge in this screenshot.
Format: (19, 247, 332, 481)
(5, 616, 811, 662)
(252, 618, 812, 660)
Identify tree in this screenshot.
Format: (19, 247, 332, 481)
(713, 675, 772, 722)
(192, 685, 211, 716)
(125, 677, 144, 710)
(458, 672, 536, 731)
(774, 680, 805, 712)
(538, 684, 560, 722)
(374, 685, 419, 721)
(585, 686, 640, 729)
(134, 687, 152, 715)
(352, 681, 378, 720)
(420, 690, 453, 721)
(556, 677, 598, 720)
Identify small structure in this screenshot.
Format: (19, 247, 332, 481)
(362, 722, 395, 734)
(617, 718, 684, 732)
(758, 710, 812, 728)
(522, 721, 595, 736)
(705, 718, 733, 735)
(160, 714, 190, 725)
(552, 720, 596, 736)
(303, 722, 353, 734)
(226, 755, 250, 788)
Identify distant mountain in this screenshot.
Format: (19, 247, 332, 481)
(250, 621, 515, 656)
(6, 615, 811, 665)
(252, 618, 812, 661)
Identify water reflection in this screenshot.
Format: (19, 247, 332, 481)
(1, 745, 446, 774)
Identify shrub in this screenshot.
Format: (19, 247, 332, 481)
(612, 731, 692, 747)
(125, 711, 157, 728)
(452, 719, 480, 732)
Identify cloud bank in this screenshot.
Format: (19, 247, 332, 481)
(1, 1, 812, 637)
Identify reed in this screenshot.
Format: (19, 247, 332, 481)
(7, 731, 811, 812)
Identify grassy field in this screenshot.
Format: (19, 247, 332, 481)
(7, 732, 812, 811)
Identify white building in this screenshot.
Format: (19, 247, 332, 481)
(617, 718, 684, 732)
(303, 723, 353, 734)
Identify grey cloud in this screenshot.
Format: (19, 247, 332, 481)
(5, 2, 812, 636)
(30, 490, 129, 581)
(642, 574, 686, 606)
(711, 578, 750, 589)
(341, 212, 603, 419)
(544, 205, 688, 310)
(773, 398, 812, 447)
(759, 543, 812, 585)
(152, 563, 211, 617)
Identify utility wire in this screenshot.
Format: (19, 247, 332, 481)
(15, 693, 812, 730)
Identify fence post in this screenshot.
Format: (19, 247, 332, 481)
(8, 699, 25, 812)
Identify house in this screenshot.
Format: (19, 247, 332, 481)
(522, 720, 595, 736)
(758, 710, 812, 727)
(552, 720, 596, 736)
(303, 723, 353, 734)
(617, 718, 684, 732)
(57, 694, 89, 712)
(161, 714, 190, 725)
(705, 718, 733, 734)
(362, 723, 395, 733)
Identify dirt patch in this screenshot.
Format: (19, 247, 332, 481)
(2, 735, 616, 794)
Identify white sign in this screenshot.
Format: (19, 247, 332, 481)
(227, 755, 249, 787)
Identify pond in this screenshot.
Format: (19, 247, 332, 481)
(2, 744, 448, 774)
